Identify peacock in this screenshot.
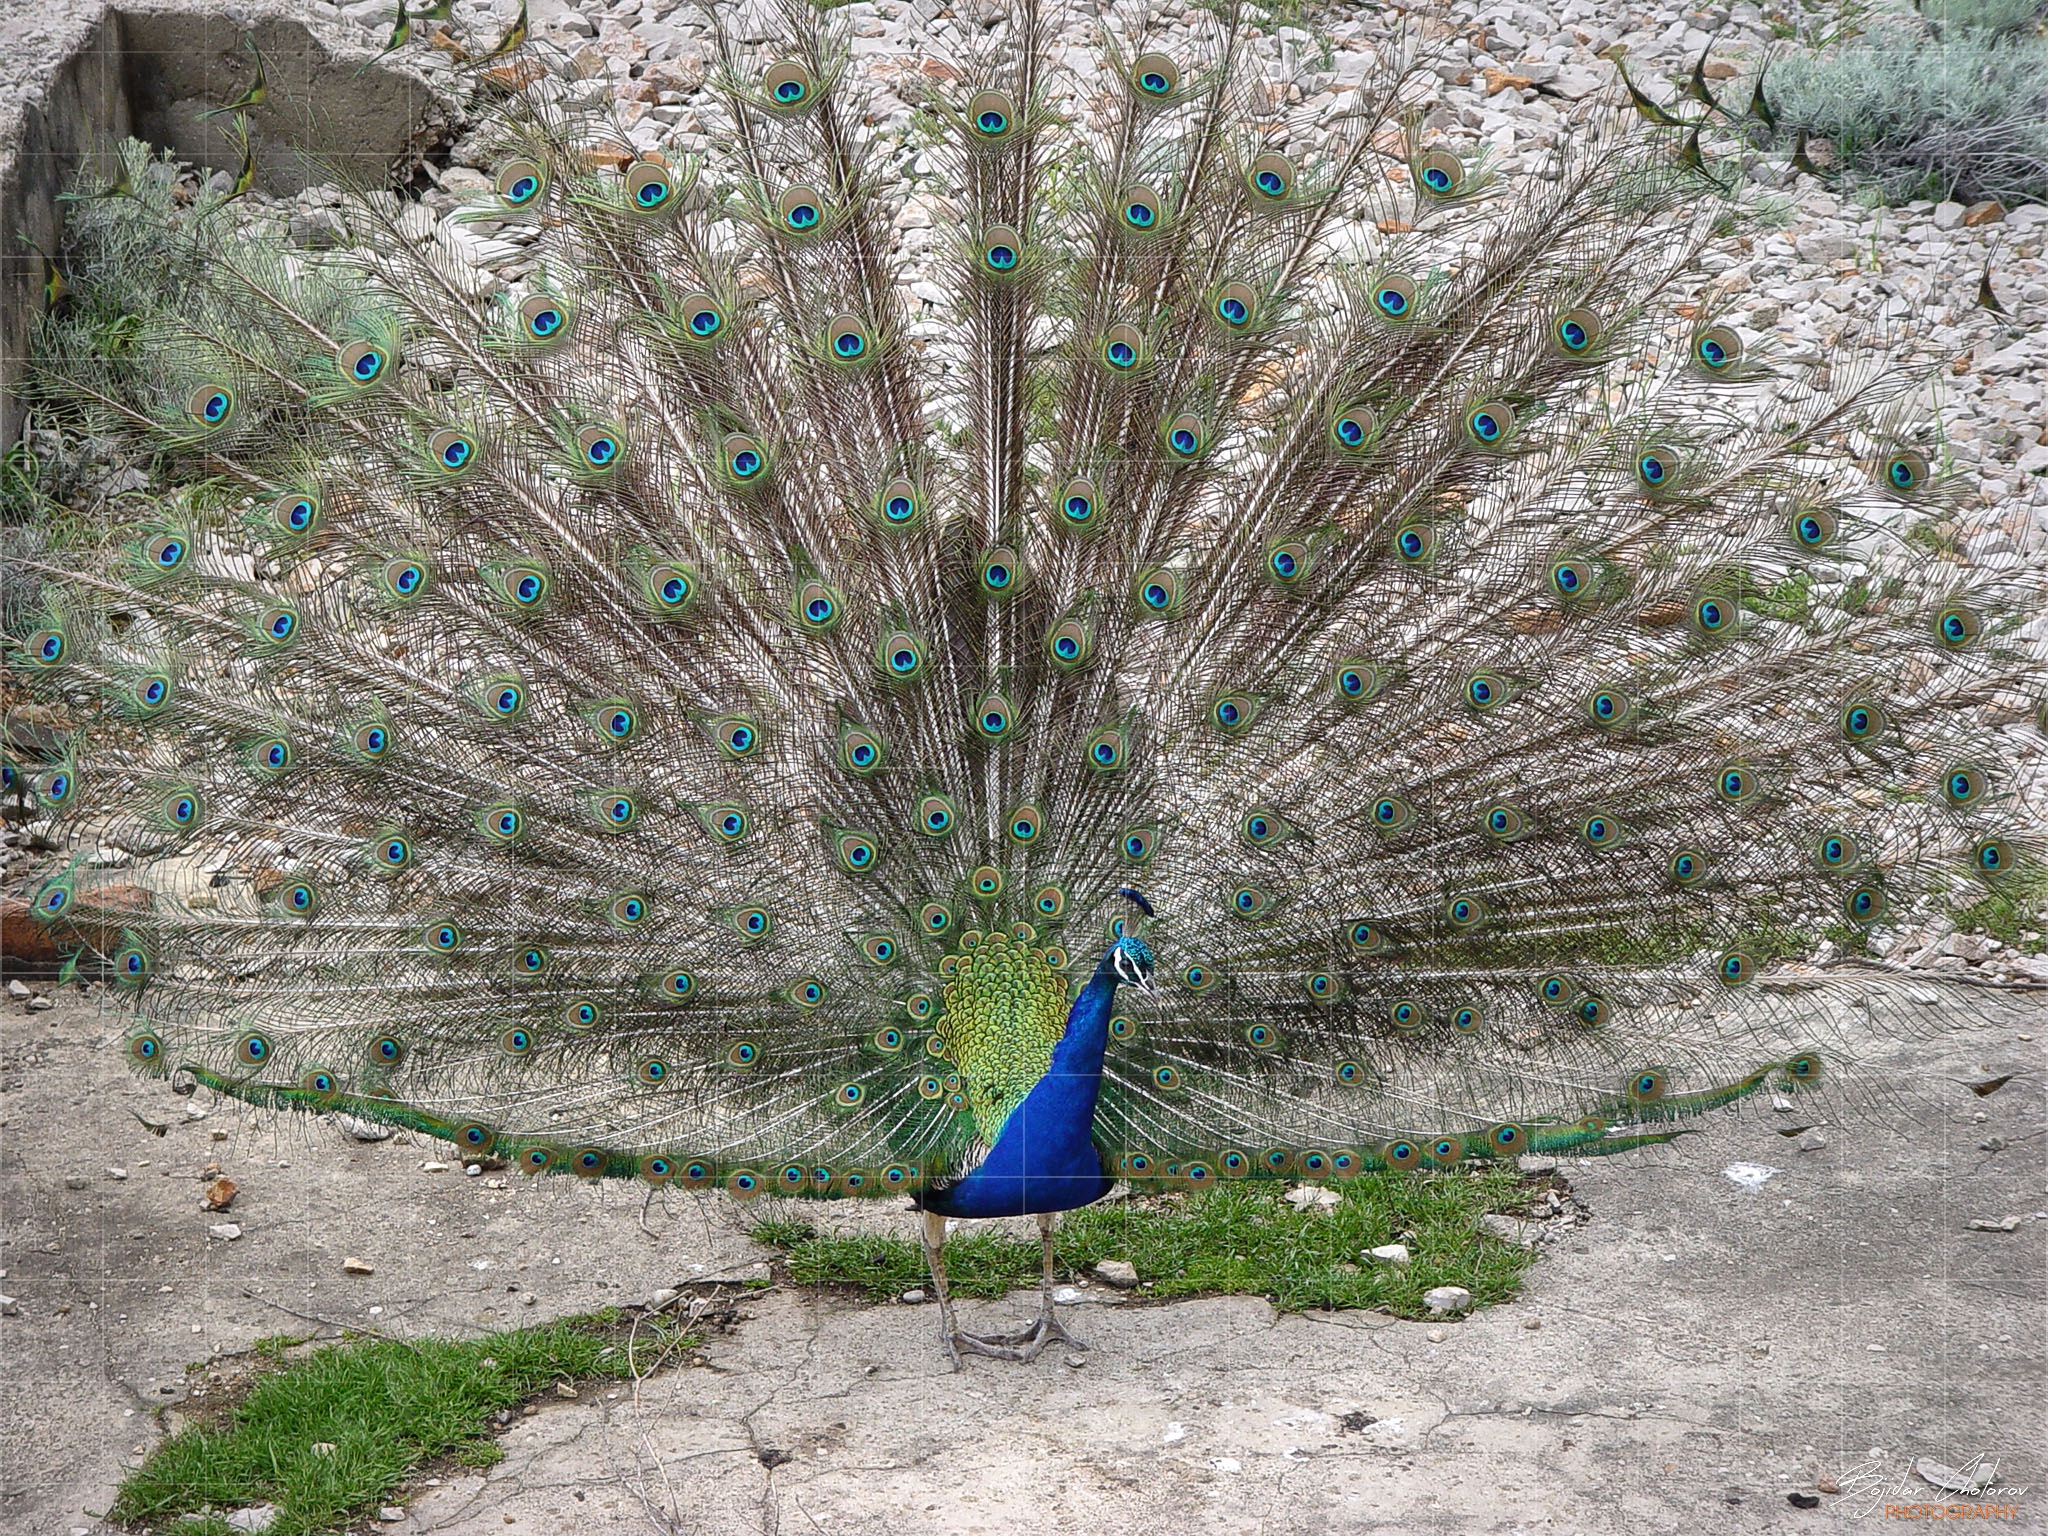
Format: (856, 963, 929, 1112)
(10, 0, 2041, 1369)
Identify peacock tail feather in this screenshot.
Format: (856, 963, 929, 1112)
(12, 0, 2042, 1202)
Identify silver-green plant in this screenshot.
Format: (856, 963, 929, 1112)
(1768, 0, 2047, 204)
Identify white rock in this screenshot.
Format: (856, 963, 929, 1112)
(1423, 1286, 1472, 1314)
(1284, 1185, 1341, 1213)
(1968, 1215, 2022, 1232)
(7, 979, 33, 1000)
(337, 1114, 393, 1142)
(1795, 230, 1857, 264)
(1932, 201, 1965, 230)
(209, 1223, 243, 1241)
(1094, 1259, 1139, 1288)
(1367, 1243, 1411, 1265)
(899, 1288, 926, 1304)
(224, 1506, 281, 1534)
(1917, 1457, 1993, 1494)
(1798, 1131, 1828, 1153)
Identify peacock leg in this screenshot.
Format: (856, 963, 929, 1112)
(1021, 1210, 1087, 1354)
(952, 1211, 1089, 1358)
(920, 1210, 1042, 1367)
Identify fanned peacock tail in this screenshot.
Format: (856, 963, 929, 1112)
(11, 0, 2042, 1203)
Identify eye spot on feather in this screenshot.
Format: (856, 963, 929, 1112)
(662, 287, 726, 344)
(968, 89, 1018, 139)
(1463, 400, 1513, 446)
(1942, 765, 1986, 807)
(1974, 837, 2014, 876)
(1791, 506, 1838, 548)
(1214, 281, 1256, 329)
(496, 159, 545, 206)
(982, 226, 1021, 272)
(1669, 848, 1709, 886)
(273, 491, 320, 534)
(1130, 52, 1179, 97)
(188, 385, 235, 427)
(1693, 325, 1741, 372)
(1553, 307, 1602, 355)
(777, 185, 825, 232)
(1416, 149, 1465, 195)
(1372, 275, 1416, 319)
(1935, 606, 1981, 649)
(1881, 450, 1929, 495)
(1330, 404, 1375, 451)
(428, 428, 475, 472)
(764, 59, 815, 108)
(626, 160, 675, 210)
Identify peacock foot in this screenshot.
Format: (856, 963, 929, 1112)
(944, 1308, 1086, 1366)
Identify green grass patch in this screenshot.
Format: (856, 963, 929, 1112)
(754, 1166, 1545, 1316)
(1952, 867, 2048, 954)
(112, 1311, 690, 1536)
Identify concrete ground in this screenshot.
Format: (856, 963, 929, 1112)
(2, 988, 2043, 1536)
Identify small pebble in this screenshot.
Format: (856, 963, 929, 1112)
(421, 1161, 451, 1173)
(208, 1223, 242, 1241)
(1367, 1243, 1411, 1265)
(1425, 1327, 1446, 1343)
(1968, 1215, 2022, 1232)
(343, 1256, 375, 1275)
(555, 1381, 579, 1399)
(899, 1288, 926, 1304)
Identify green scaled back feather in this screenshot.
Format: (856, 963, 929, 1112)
(12, 0, 2043, 1201)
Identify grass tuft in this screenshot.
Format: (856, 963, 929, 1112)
(756, 1167, 1544, 1316)
(112, 1312, 682, 1536)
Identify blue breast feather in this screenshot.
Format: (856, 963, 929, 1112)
(915, 962, 1120, 1218)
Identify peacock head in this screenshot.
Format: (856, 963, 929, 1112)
(1110, 934, 1155, 994)
(1109, 887, 1156, 993)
